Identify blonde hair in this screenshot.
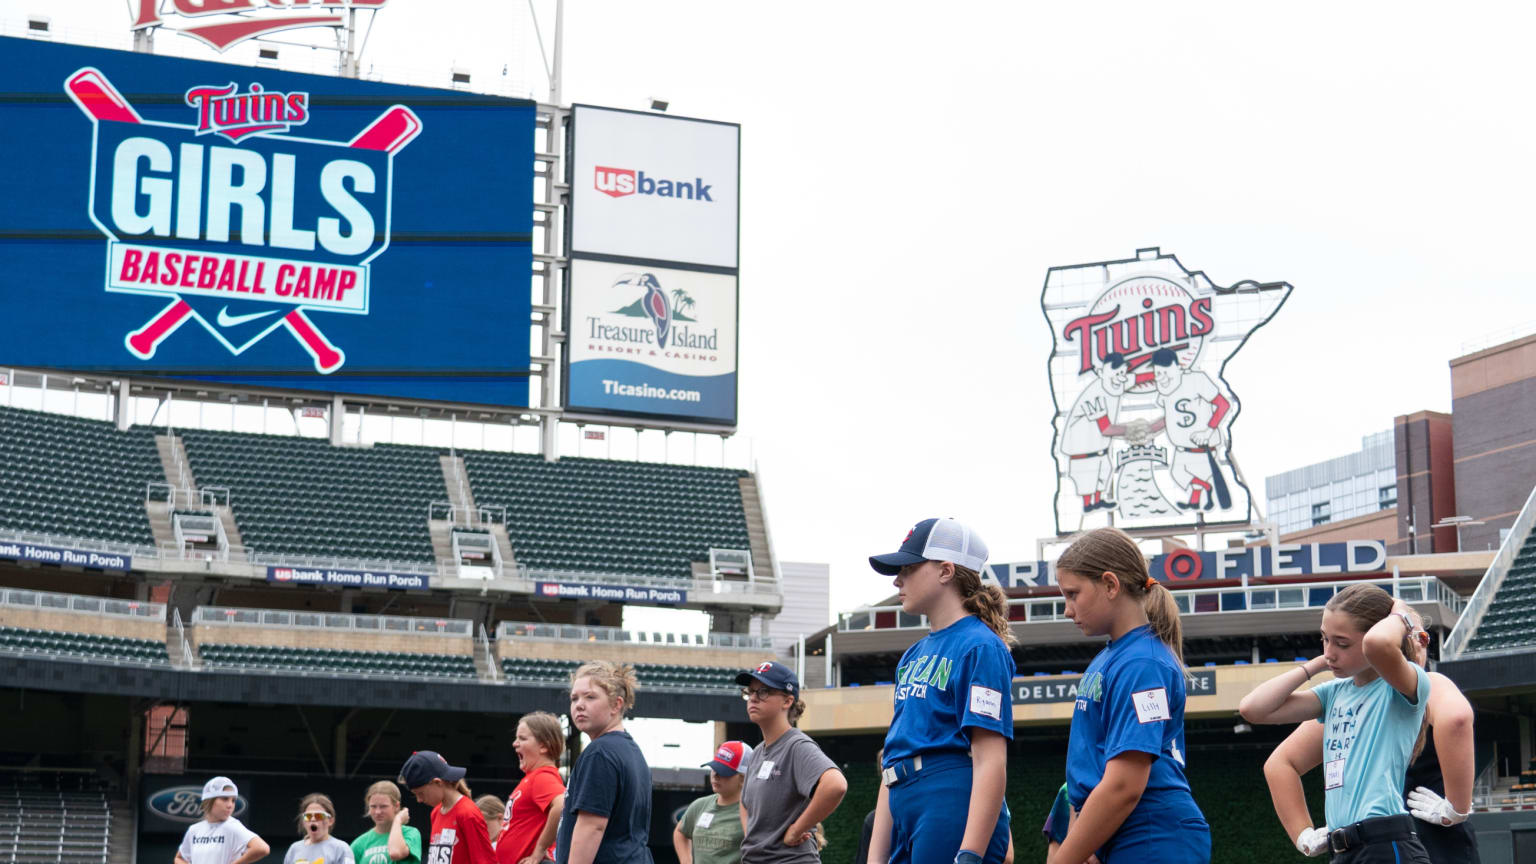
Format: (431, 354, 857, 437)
(362, 780, 400, 817)
(294, 793, 336, 834)
(1057, 527, 1187, 678)
(474, 795, 504, 824)
(952, 565, 1018, 646)
(519, 711, 565, 762)
(572, 661, 639, 714)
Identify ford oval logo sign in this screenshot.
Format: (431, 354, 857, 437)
(147, 786, 248, 823)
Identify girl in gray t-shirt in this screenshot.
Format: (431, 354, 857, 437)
(284, 793, 356, 864)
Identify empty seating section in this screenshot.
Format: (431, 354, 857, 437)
(464, 451, 751, 579)
(0, 625, 166, 665)
(1467, 530, 1536, 652)
(179, 430, 441, 563)
(500, 657, 738, 692)
(0, 774, 113, 864)
(199, 643, 476, 679)
(0, 406, 160, 546)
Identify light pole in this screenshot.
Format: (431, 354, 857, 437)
(1431, 515, 1485, 552)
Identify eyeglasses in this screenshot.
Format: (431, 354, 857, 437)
(302, 813, 330, 823)
(741, 687, 782, 701)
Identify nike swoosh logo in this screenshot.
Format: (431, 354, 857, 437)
(216, 307, 280, 327)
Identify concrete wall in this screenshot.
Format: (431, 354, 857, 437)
(495, 636, 767, 669)
(190, 623, 472, 655)
(1451, 334, 1536, 551)
(0, 606, 164, 641)
(1465, 809, 1536, 864)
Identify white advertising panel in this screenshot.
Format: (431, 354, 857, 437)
(565, 258, 738, 427)
(1043, 248, 1291, 535)
(570, 105, 739, 269)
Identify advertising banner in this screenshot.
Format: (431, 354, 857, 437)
(0, 37, 534, 408)
(0, 540, 132, 571)
(1043, 248, 1291, 534)
(266, 565, 428, 591)
(565, 258, 737, 426)
(988, 540, 1388, 589)
(1014, 668, 1216, 705)
(535, 581, 687, 606)
(569, 105, 739, 269)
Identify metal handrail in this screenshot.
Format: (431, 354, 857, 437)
(0, 587, 164, 621)
(477, 624, 499, 682)
(191, 605, 473, 636)
(839, 576, 1465, 632)
(496, 620, 772, 650)
(1443, 482, 1536, 660)
(171, 608, 195, 668)
(0, 526, 155, 561)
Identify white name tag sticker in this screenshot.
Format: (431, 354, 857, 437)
(1324, 758, 1345, 790)
(696, 812, 714, 829)
(1132, 688, 1171, 724)
(969, 685, 1003, 720)
(756, 760, 775, 780)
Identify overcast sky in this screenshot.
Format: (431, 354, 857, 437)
(5, 0, 1535, 625)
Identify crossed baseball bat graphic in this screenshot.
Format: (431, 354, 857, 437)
(65, 68, 421, 374)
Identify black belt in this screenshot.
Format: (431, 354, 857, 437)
(1329, 814, 1417, 853)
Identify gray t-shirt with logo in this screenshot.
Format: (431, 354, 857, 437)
(283, 836, 354, 864)
(739, 728, 839, 863)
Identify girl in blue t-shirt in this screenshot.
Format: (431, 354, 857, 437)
(1240, 583, 1433, 863)
(865, 517, 1017, 864)
(1053, 527, 1210, 864)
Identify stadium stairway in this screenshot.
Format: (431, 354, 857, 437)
(151, 434, 247, 562)
(1451, 483, 1536, 655)
(738, 475, 777, 579)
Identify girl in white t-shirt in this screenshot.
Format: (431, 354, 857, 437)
(175, 776, 270, 864)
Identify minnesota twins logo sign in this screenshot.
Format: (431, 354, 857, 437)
(65, 67, 421, 373)
(1042, 248, 1291, 534)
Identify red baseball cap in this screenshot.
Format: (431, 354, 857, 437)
(703, 741, 753, 777)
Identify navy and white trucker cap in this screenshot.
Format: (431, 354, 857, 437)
(868, 517, 989, 575)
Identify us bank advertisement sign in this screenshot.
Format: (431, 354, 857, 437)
(565, 258, 738, 427)
(1043, 248, 1290, 534)
(569, 105, 739, 269)
(0, 37, 534, 408)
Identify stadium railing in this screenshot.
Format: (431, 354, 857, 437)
(838, 576, 1465, 632)
(0, 587, 168, 666)
(0, 587, 164, 623)
(192, 606, 471, 636)
(496, 621, 772, 651)
(1442, 482, 1536, 660)
(0, 525, 155, 564)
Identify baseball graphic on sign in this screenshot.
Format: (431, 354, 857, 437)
(1042, 249, 1291, 534)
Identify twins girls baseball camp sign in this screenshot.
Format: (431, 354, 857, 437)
(1042, 248, 1291, 535)
(0, 37, 534, 408)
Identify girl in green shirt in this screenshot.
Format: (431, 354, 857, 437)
(352, 780, 423, 864)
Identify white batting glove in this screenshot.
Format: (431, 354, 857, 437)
(1295, 826, 1329, 857)
(1407, 786, 1470, 826)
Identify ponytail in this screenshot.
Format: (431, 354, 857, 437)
(452, 779, 472, 799)
(1058, 527, 1189, 680)
(952, 565, 1017, 646)
(787, 698, 807, 727)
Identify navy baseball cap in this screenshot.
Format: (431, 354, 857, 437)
(397, 751, 465, 789)
(735, 660, 799, 699)
(869, 518, 989, 576)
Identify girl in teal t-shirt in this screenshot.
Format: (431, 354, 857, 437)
(352, 780, 423, 864)
(1240, 584, 1433, 863)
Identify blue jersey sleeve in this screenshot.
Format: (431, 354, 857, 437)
(1393, 664, 1431, 709)
(1102, 657, 1178, 761)
(957, 640, 1015, 741)
(568, 749, 619, 818)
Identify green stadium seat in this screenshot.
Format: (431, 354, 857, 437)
(1465, 530, 1536, 653)
(0, 624, 166, 665)
(0, 406, 161, 546)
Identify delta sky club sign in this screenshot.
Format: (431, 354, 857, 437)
(1042, 248, 1290, 535)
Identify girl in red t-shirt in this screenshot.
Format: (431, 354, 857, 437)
(497, 712, 567, 864)
(397, 751, 497, 864)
